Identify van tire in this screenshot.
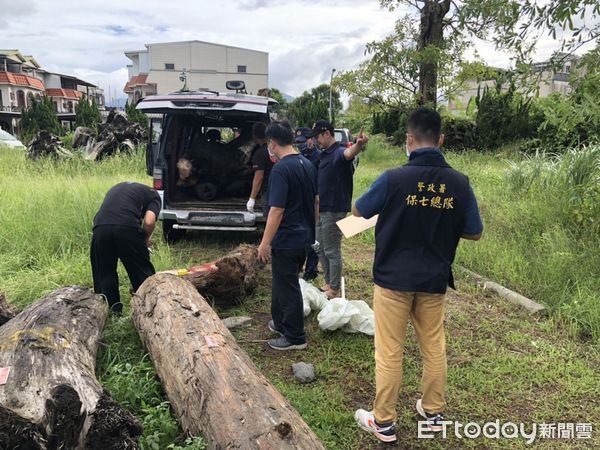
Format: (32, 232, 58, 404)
(162, 220, 186, 244)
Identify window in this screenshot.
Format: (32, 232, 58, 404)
(165, 63, 175, 70)
(0, 91, 3, 107)
(237, 65, 247, 73)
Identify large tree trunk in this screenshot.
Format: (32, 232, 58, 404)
(132, 273, 326, 450)
(417, 0, 451, 107)
(0, 286, 142, 450)
(178, 244, 260, 308)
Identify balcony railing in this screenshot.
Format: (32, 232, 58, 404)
(0, 106, 22, 113)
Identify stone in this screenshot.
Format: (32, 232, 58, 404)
(292, 362, 315, 384)
(222, 316, 252, 329)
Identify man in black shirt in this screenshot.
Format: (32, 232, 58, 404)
(258, 121, 317, 351)
(247, 122, 275, 214)
(90, 182, 162, 314)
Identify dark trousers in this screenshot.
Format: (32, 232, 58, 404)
(90, 225, 155, 312)
(271, 248, 307, 344)
(304, 246, 319, 276)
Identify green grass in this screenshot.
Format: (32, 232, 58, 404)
(0, 142, 598, 449)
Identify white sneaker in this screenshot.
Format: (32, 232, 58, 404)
(354, 409, 397, 443)
(416, 399, 445, 432)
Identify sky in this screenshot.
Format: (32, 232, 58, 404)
(1, 0, 596, 103)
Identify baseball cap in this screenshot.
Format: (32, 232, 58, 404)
(311, 119, 334, 136)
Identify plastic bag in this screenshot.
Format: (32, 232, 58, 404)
(299, 279, 328, 317)
(317, 298, 374, 336)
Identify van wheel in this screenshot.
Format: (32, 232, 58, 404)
(162, 220, 186, 244)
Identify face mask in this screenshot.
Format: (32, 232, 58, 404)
(405, 142, 410, 158)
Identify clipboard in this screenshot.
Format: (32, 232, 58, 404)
(336, 214, 378, 238)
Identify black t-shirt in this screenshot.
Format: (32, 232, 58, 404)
(251, 143, 275, 195)
(268, 154, 317, 250)
(93, 182, 161, 229)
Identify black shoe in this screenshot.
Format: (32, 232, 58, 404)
(268, 320, 283, 336)
(303, 271, 318, 281)
(109, 302, 123, 316)
(268, 336, 307, 351)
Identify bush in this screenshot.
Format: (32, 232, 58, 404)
(75, 97, 102, 130)
(19, 95, 61, 143)
(126, 101, 149, 130)
(442, 115, 477, 149)
(475, 85, 543, 149)
(537, 74, 600, 151)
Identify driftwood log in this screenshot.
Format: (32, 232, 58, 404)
(0, 286, 142, 449)
(133, 273, 326, 450)
(180, 244, 259, 308)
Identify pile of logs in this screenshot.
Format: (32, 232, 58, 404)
(82, 110, 147, 160)
(0, 245, 325, 449)
(26, 131, 73, 160)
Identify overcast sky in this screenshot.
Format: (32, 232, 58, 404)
(1, 0, 595, 102)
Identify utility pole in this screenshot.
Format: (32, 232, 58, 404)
(328, 68, 336, 123)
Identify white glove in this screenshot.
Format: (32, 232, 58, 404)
(246, 197, 256, 212)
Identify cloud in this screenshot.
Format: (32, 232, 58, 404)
(4, 0, 592, 103)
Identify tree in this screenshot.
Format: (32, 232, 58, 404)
(75, 97, 102, 129)
(20, 95, 61, 142)
(377, 0, 600, 107)
(335, 15, 468, 109)
(266, 87, 289, 119)
(125, 100, 148, 130)
(288, 84, 342, 127)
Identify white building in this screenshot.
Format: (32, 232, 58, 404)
(448, 54, 580, 113)
(0, 49, 104, 133)
(124, 40, 269, 103)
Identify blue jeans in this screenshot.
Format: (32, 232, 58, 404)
(316, 211, 346, 291)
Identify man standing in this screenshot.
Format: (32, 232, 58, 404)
(295, 127, 321, 281)
(247, 122, 275, 214)
(295, 127, 321, 168)
(353, 108, 483, 443)
(312, 120, 367, 298)
(258, 121, 318, 351)
(90, 181, 162, 314)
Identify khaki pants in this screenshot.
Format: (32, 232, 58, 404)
(372, 284, 447, 424)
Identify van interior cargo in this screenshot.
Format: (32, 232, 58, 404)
(163, 114, 267, 210)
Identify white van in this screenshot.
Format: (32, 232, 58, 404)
(137, 82, 277, 242)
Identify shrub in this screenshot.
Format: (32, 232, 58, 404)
(442, 115, 477, 150)
(475, 85, 543, 149)
(19, 95, 62, 143)
(75, 97, 102, 130)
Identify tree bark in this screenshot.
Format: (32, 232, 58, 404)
(0, 286, 142, 450)
(180, 244, 260, 308)
(417, 0, 451, 107)
(132, 273, 326, 450)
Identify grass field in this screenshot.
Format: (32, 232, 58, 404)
(0, 141, 598, 449)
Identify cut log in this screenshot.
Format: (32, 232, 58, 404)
(181, 244, 260, 308)
(0, 286, 142, 449)
(133, 273, 326, 450)
(0, 292, 20, 327)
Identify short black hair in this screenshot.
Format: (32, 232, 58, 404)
(407, 107, 442, 144)
(252, 121, 267, 139)
(265, 120, 294, 146)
